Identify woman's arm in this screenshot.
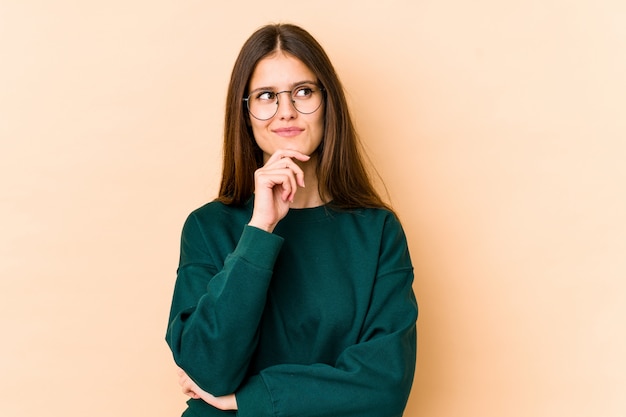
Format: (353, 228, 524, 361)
(166, 149, 310, 397)
(177, 267, 416, 417)
(239, 271, 417, 417)
(166, 215, 284, 396)
(234, 217, 418, 417)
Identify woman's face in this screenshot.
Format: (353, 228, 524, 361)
(247, 52, 325, 162)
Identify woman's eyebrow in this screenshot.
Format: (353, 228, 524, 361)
(248, 80, 318, 94)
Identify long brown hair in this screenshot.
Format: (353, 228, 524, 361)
(217, 23, 390, 211)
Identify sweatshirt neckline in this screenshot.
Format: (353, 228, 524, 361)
(246, 196, 336, 223)
(285, 204, 334, 222)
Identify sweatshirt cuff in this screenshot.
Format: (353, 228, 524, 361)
(232, 225, 284, 271)
(236, 375, 274, 417)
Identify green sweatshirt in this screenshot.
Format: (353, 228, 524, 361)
(166, 199, 417, 417)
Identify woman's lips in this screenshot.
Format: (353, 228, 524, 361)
(272, 127, 304, 137)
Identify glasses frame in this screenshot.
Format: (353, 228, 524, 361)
(243, 85, 325, 121)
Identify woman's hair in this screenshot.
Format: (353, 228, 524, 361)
(217, 23, 390, 211)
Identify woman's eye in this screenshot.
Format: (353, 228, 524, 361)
(294, 87, 313, 98)
(257, 91, 275, 101)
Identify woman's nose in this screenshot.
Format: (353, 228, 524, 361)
(275, 91, 297, 119)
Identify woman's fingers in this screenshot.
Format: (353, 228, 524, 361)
(266, 158, 306, 189)
(283, 158, 305, 189)
(255, 166, 295, 202)
(258, 157, 306, 201)
(250, 149, 311, 231)
(178, 370, 201, 399)
(176, 371, 237, 410)
(265, 149, 311, 165)
(265, 150, 309, 188)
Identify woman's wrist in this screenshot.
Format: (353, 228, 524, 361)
(248, 218, 276, 233)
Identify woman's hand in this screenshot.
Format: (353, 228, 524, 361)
(248, 150, 310, 233)
(177, 368, 238, 411)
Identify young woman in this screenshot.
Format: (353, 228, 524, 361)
(166, 23, 418, 417)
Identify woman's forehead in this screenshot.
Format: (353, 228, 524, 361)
(249, 52, 316, 89)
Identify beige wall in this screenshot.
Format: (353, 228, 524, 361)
(1, 1, 625, 416)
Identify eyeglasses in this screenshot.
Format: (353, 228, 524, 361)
(243, 83, 325, 121)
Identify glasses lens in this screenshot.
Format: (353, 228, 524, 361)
(291, 85, 323, 115)
(247, 91, 277, 120)
(247, 85, 323, 120)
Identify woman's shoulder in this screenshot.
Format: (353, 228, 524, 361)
(323, 206, 407, 243)
(186, 199, 252, 227)
(193, 198, 251, 214)
(333, 205, 401, 225)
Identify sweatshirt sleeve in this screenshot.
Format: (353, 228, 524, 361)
(165, 213, 284, 396)
(236, 215, 418, 417)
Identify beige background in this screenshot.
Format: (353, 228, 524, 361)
(1, 1, 625, 416)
